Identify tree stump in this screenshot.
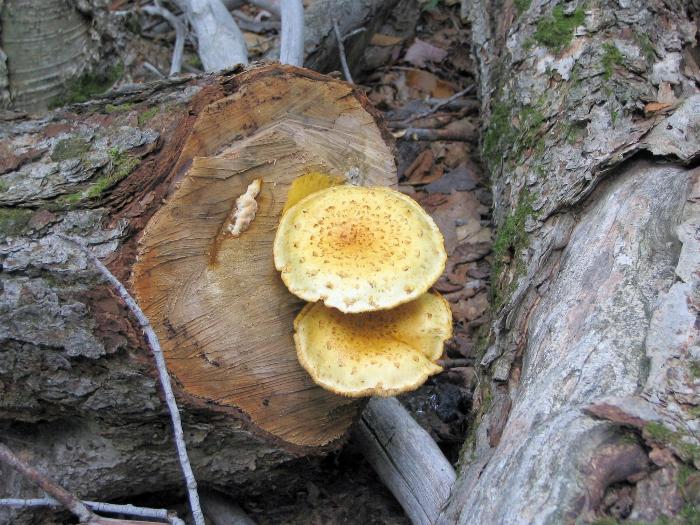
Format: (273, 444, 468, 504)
(0, 64, 395, 522)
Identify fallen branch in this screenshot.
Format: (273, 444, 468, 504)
(279, 0, 304, 66)
(392, 86, 476, 127)
(174, 0, 248, 70)
(355, 398, 456, 525)
(143, 3, 186, 76)
(59, 235, 205, 525)
(0, 442, 94, 524)
(394, 127, 474, 142)
(0, 498, 184, 525)
(331, 16, 352, 83)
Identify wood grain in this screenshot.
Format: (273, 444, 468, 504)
(132, 66, 397, 448)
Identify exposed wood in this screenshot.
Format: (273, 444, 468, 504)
(0, 64, 396, 524)
(355, 398, 455, 525)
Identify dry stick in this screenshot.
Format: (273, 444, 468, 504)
(342, 27, 366, 41)
(59, 236, 205, 525)
(246, 0, 281, 18)
(0, 498, 185, 525)
(279, 0, 304, 66)
(331, 16, 352, 84)
(143, 3, 186, 75)
(143, 61, 166, 79)
(0, 442, 95, 524)
(396, 86, 475, 127)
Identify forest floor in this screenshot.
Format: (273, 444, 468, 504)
(111, 1, 490, 522)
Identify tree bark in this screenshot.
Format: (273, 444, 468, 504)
(0, 64, 396, 524)
(439, 0, 700, 523)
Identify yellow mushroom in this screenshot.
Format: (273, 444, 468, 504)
(294, 291, 452, 397)
(274, 185, 447, 313)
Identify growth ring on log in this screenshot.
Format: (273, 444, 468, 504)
(132, 65, 396, 450)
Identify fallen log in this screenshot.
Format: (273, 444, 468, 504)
(436, 0, 700, 523)
(0, 63, 395, 523)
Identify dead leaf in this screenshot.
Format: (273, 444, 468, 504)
(403, 38, 448, 67)
(644, 102, 672, 115)
(244, 32, 273, 55)
(371, 33, 404, 46)
(405, 69, 456, 98)
(426, 190, 482, 254)
(403, 150, 433, 182)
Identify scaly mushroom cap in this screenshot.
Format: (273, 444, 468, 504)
(294, 291, 452, 397)
(274, 185, 447, 313)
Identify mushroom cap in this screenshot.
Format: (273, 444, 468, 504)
(274, 185, 447, 313)
(294, 291, 452, 397)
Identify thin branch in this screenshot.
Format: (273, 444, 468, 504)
(396, 86, 475, 126)
(331, 16, 352, 84)
(436, 357, 473, 369)
(0, 442, 95, 523)
(342, 27, 366, 41)
(143, 61, 166, 79)
(0, 498, 185, 525)
(58, 235, 205, 525)
(143, 4, 186, 75)
(246, 0, 280, 18)
(279, 0, 304, 66)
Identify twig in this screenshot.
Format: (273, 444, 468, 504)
(58, 235, 205, 525)
(143, 61, 166, 79)
(436, 357, 473, 369)
(143, 3, 186, 75)
(331, 16, 352, 84)
(394, 127, 474, 142)
(279, 0, 304, 66)
(0, 442, 95, 523)
(246, 0, 280, 18)
(397, 86, 475, 126)
(342, 27, 366, 41)
(0, 498, 185, 525)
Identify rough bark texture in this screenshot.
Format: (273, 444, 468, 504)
(0, 64, 395, 524)
(441, 0, 700, 523)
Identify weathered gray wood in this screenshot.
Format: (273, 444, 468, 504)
(356, 398, 455, 525)
(201, 492, 257, 525)
(440, 0, 700, 522)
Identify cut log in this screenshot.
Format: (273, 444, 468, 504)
(0, 64, 396, 523)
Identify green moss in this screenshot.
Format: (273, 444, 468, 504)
(515, 105, 547, 155)
(0, 207, 33, 236)
(644, 422, 700, 465)
(138, 106, 160, 126)
(602, 43, 624, 79)
(534, 6, 585, 52)
(51, 138, 91, 161)
(611, 109, 619, 126)
(635, 32, 656, 64)
(491, 191, 535, 309)
(689, 361, 700, 378)
(105, 102, 134, 114)
(55, 147, 139, 205)
(0, 180, 8, 193)
(50, 63, 123, 108)
(515, 0, 532, 14)
(483, 101, 516, 168)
